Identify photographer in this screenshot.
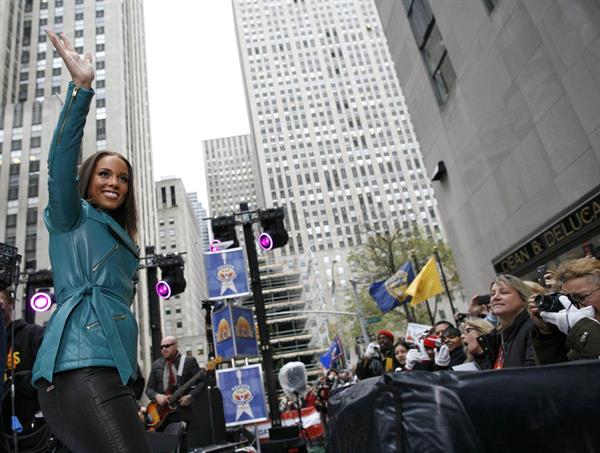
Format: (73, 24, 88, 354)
(529, 257, 600, 364)
(355, 330, 398, 379)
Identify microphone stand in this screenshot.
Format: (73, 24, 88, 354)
(293, 392, 311, 448)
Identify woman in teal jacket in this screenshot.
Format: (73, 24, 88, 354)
(31, 31, 151, 452)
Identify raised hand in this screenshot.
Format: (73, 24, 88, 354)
(539, 295, 596, 335)
(45, 29, 94, 89)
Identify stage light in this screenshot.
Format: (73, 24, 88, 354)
(155, 280, 172, 299)
(258, 208, 288, 251)
(211, 216, 239, 249)
(155, 254, 186, 299)
(30, 290, 52, 312)
(209, 239, 221, 252)
(258, 232, 274, 251)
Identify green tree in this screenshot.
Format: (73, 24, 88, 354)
(346, 227, 461, 339)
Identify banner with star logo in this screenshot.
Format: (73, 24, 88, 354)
(204, 248, 250, 300)
(216, 364, 268, 427)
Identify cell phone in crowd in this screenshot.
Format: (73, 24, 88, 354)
(476, 294, 491, 305)
(536, 265, 548, 288)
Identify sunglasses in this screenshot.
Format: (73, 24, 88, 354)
(160, 343, 175, 350)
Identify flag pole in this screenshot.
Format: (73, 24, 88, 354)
(410, 251, 435, 325)
(433, 247, 457, 316)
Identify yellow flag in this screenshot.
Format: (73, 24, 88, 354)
(407, 257, 443, 306)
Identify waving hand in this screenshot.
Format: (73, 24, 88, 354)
(45, 29, 94, 89)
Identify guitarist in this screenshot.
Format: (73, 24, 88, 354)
(145, 336, 204, 437)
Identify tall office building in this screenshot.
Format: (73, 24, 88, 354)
(188, 192, 210, 253)
(376, 0, 600, 295)
(203, 134, 258, 218)
(232, 0, 446, 312)
(156, 178, 208, 365)
(0, 0, 157, 369)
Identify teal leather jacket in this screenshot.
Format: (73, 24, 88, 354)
(32, 82, 140, 386)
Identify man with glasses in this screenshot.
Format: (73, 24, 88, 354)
(145, 336, 203, 434)
(530, 256, 600, 364)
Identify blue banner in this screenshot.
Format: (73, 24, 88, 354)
(231, 306, 259, 357)
(369, 261, 415, 313)
(204, 248, 250, 300)
(212, 305, 235, 359)
(212, 304, 259, 359)
(216, 364, 268, 427)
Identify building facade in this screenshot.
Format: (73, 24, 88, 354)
(0, 0, 157, 369)
(203, 133, 258, 218)
(232, 0, 447, 313)
(187, 192, 210, 253)
(156, 177, 208, 365)
(376, 0, 600, 295)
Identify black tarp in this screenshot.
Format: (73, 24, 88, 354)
(327, 360, 600, 453)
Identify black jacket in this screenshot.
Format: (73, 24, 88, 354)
(355, 350, 399, 379)
(478, 310, 536, 369)
(145, 353, 204, 401)
(3, 319, 45, 434)
(531, 317, 600, 364)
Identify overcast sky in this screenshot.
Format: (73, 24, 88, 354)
(144, 1, 249, 210)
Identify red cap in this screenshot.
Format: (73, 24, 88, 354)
(377, 329, 394, 342)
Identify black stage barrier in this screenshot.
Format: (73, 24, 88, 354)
(327, 360, 600, 453)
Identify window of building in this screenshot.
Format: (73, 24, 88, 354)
(404, 0, 456, 104)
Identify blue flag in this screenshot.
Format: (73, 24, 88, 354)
(319, 336, 343, 369)
(369, 262, 415, 313)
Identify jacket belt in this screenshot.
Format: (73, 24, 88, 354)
(36, 282, 134, 385)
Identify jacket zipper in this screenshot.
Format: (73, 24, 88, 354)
(86, 314, 128, 330)
(57, 86, 79, 145)
(92, 243, 120, 272)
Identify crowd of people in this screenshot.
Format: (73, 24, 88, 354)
(308, 255, 600, 422)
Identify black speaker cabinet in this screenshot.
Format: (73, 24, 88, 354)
(187, 386, 227, 448)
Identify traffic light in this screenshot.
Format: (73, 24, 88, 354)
(211, 215, 239, 249)
(155, 254, 186, 299)
(258, 207, 289, 251)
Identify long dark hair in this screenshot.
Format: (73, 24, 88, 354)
(78, 151, 138, 239)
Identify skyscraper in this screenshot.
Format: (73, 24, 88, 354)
(203, 133, 258, 218)
(232, 0, 443, 308)
(0, 0, 157, 369)
(156, 178, 208, 365)
(187, 192, 210, 253)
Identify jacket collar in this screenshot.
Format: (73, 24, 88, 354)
(501, 310, 529, 342)
(83, 200, 139, 258)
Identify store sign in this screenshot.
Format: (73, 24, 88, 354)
(494, 192, 600, 274)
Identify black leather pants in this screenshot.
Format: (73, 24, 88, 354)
(38, 367, 151, 453)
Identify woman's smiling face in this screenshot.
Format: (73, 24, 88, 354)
(86, 155, 129, 211)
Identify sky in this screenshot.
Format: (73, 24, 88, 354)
(144, 1, 250, 210)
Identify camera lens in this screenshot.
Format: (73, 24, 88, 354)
(534, 293, 564, 312)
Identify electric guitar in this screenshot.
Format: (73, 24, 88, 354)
(144, 356, 222, 430)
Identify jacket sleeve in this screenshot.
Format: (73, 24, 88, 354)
(45, 82, 95, 233)
(566, 318, 600, 360)
(531, 327, 569, 365)
(145, 363, 160, 400)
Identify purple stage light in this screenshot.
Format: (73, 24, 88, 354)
(30, 292, 52, 312)
(258, 232, 274, 251)
(155, 280, 172, 299)
(209, 240, 221, 252)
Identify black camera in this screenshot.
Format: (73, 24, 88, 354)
(534, 293, 565, 312)
(476, 294, 491, 305)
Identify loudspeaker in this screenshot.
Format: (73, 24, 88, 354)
(187, 386, 226, 448)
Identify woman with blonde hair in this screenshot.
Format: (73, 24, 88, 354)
(459, 318, 495, 369)
(477, 274, 537, 369)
